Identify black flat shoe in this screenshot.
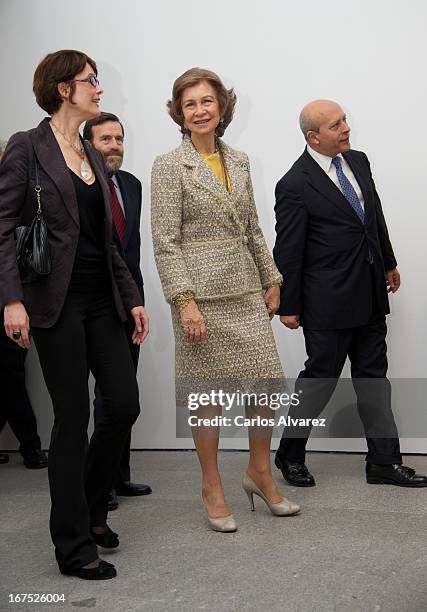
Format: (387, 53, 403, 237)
(61, 559, 116, 580)
(366, 463, 427, 487)
(116, 481, 152, 496)
(22, 449, 48, 469)
(275, 454, 316, 486)
(108, 489, 119, 512)
(90, 525, 119, 548)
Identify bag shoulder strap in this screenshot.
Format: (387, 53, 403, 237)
(23, 132, 42, 214)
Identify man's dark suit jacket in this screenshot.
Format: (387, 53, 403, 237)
(113, 170, 144, 305)
(0, 118, 142, 327)
(273, 148, 397, 330)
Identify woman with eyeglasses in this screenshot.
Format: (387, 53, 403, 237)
(0, 50, 149, 580)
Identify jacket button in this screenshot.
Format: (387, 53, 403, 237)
(242, 235, 248, 244)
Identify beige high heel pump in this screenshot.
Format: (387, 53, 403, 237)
(206, 513, 238, 532)
(202, 493, 237, 532)
(242, 473, 300, 516)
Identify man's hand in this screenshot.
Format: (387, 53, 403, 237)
(264, 284, 281, 319)
(4, 301, 30, 348)
(130, 306, 149, 344)
(180, 299, 206, 343)
(280, 314, 300, 330)
(386, 268, 400, 293)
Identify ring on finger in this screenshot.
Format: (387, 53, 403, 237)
(12, 330, 22, 340)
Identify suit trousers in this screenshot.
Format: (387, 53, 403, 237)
(279, 313, 402, 465)
(0, 317, 41, 454)
(93, 317, 140, 486)
(32, 288, 140, 571)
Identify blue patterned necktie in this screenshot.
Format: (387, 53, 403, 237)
(331, 156, 365, 223)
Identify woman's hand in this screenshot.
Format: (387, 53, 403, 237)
(130, 306, 149, 345)
(4, 301, 31, 348)
(180, 300, 206, 342)
(263, 284, 281, 319)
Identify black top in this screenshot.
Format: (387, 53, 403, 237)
(69, 171, 109, 291)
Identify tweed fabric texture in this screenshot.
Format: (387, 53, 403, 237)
(151, 136, 284, 383)
(151, 135, 282, 303)
(171, 292, 284, 381)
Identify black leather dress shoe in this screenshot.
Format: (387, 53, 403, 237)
(108, 489, 119, 511)
(90, 525, 119, 548)
(0, 453, 9, 464)
(61, 559, 116, 580)
(116, 481, 152, 496)
(275, 454, 316, 486)
(22, 449, 48, 469)
(366, 463, 427, 487)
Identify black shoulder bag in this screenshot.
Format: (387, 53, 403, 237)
(15, 157, 51, 283)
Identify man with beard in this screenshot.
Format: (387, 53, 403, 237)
(83, 114, 151, 509)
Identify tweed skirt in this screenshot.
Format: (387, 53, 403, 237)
(171, 291, 284, 402)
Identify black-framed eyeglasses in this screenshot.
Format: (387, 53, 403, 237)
(70, 74, 99, 88)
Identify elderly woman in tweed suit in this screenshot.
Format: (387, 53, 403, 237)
(151, 68, 300, 532)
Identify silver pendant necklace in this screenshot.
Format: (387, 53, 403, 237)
(51, 121, 93, 180)
(79, 159, 92, 181)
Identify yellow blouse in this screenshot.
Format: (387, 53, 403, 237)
(201, 152, 231, 192)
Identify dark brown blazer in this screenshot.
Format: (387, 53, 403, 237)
(0, 118, 142, 327)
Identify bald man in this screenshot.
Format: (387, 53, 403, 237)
(273, 100, 426, 487)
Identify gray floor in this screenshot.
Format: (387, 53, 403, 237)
(0, 451, 426, 612)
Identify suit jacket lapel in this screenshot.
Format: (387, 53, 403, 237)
(342, 151, 373, 224)
(31, 118, 80, 227)
(302, 148, 364, 225)
(182, 135, 232, 202)
(116, 171, 135, 249)
(222, 144, 250, 210)
(180, 135, 247, 233)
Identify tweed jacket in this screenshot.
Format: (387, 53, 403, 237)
(151, 135, 282, 303)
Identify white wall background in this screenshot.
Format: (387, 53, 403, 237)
(1, 0, 426, 452)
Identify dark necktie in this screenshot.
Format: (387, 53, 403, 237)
(331, 157, 365, 223)
(109, 179, 126, 242)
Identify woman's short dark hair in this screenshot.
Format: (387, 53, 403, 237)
(167, 67, 236, 137)
(33, 49, 97, 115)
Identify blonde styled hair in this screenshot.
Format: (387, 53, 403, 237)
(167, 67, 236, 137)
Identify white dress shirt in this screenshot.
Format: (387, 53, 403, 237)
(307, 145, 365, 211)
